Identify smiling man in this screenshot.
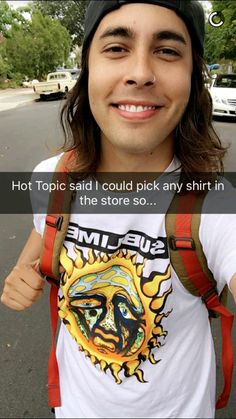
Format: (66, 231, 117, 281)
(1, 1, 236, 419)
(88, 4, 192, 171)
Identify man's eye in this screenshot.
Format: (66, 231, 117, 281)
(156, 48, 180, 57)
(104, 46, 127, 53)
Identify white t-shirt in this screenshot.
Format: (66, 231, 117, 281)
(33, 155, 236, 419)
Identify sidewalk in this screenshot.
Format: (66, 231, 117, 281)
(0, 88, 36, 112)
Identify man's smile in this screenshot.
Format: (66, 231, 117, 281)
(118, 104, 156, 112)
(111, 101, 164, 119)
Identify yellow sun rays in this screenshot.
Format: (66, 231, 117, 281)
(58, 245, 172, 384)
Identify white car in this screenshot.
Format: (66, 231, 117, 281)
(209, 74, 236, 118)
(22, 79, 39, 88)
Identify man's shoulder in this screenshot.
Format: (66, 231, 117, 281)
(33, 153, 63, 173)
(202, 177, 236, 215)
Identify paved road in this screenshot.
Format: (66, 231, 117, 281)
(0, 94, 235, 418)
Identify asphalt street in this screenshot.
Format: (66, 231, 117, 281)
(0, 91, 235, 418)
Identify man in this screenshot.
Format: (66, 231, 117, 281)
(1, 1, 236, 418)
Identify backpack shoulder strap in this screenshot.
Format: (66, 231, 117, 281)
(166, 191, 216, 296)
(39, 150, 76, 408)
(166, 191, 234, 409)
(40, 150, 75, 280)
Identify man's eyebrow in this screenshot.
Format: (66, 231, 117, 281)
(99, 26, 187, 46)
(153, 30, 187, 45)
(99, 26, 135, 40)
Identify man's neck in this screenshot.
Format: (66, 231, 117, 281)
(98, 145, 174, 173)
(97, 132, 175, 173)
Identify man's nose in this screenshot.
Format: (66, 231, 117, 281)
(124, 53, 156, 88)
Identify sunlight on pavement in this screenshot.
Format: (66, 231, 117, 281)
(0, 89, 35, 112)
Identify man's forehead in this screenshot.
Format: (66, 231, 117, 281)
(95, 3, 190, 41)
(82, 0, 205, 58)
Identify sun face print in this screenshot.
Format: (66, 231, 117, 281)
(59, 246, 172, 383)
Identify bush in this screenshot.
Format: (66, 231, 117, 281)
(0, 72, 23, 89)
(0, 79, 10, 89)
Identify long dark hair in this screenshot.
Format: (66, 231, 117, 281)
(60, 48, 227, 177)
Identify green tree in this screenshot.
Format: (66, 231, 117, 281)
(204, 0, 236, 63)
(5, 11, 71, 80)
(0, 40, 10, 85)
(0, 1, 20, 83)
(32, 0, 89, 46)
(0, 0, 26, 38)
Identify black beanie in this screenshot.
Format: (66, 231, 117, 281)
(82, 0, 205, 58)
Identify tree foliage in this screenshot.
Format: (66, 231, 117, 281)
(0, 0, 25, 82)
(5, 11, 71, 80)
(204, 0, 236, 63)
(32, 0, 89, 46)
(0, 40, 10, 83)
(0, 0, 26, 39)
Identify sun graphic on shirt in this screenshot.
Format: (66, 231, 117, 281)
(58, 246, 172, 383)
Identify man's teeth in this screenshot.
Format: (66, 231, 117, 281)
(118, 104, 156, 112)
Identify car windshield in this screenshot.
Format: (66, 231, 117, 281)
(70, 71, 80, 80)
(71, 73, 79, 80)
(214, 75, 236, 88)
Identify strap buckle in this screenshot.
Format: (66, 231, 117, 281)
(201, 286, 218, 303)
(45, 276, 60, 287)
(46, 215, 63, 231)
(169, 235, 195, 250)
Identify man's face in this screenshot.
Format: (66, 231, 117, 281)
(88, 3, 193, 163)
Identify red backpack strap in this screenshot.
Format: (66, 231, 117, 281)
(167, 192, 234, 409)
(40, 150, 76, 280)
(47, 282, 61, 408)
(39, 150, 76, 408)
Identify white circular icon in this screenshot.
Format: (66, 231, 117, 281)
(208, 11, 224, 28)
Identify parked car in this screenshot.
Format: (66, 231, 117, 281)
(209, 74, 236, 118)
(33, 71, 77, 100)
(56, 68, 81, 80)
(22, 79, 39, 88)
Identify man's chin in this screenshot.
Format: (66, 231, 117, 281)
(119, 138, 169, 155)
